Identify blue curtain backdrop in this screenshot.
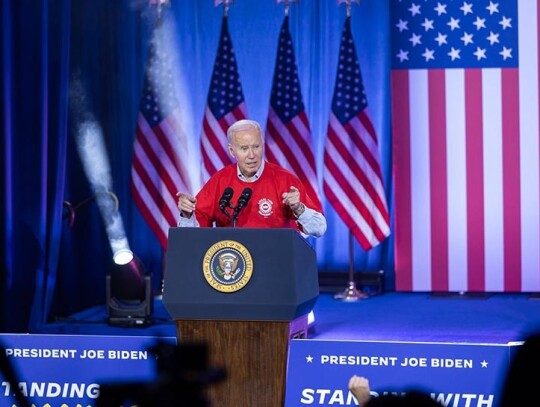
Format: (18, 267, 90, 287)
(1, 0, 391, 332)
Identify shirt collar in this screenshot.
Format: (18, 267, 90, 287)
(237, 160, 265, 182)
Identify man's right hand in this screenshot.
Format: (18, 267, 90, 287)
(176, 192, 196, 218)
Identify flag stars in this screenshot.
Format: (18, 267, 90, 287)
(473, 17, 486, 30)
(447, 17, 460, 31)
(434, 2, 446, 16)
(486, 1, 499, 15)
(460, 2, 473, 15)
(434, 32, 447, 46)
(486, 31, 499, 45)
(396, 49, 409, 62)
(474, 47, 486, 60)
(499, 16, 512, 30)
(409, 3, 421, 16)
(409, 33, 422, 46)
(421, 18, 434, 31)
(422, 48, 435, 61)
(392, 0, 517, 69)
(332, 19, 368, 123)
(460, 32, 473, 46)
(448, 47, 461, 60)
(270, 22, 305, 120)
(500, 47, 512, 60)
(396, 19, 408, 32)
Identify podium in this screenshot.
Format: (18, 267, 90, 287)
(162, 227, 319, 407)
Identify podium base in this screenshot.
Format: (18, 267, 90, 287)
(176, 316, 308, 407)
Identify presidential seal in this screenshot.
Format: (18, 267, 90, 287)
(202, 240, 253, 293)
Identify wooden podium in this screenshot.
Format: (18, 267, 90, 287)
(162, 228, 319, 407)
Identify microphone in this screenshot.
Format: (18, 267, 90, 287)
(236, 188, 252, 212)
(231, 188, 252, 227)
(219, 187, 234, 212)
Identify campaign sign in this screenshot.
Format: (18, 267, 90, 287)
(0, 334, 177, 407)
(285, 339, 518, 407)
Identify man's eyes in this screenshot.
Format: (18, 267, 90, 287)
(239, 145, 260, 151)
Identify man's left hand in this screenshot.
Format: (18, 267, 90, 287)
(282, 186, 305, 217)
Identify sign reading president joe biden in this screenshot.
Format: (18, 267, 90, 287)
(0, 334, 177, 406)
(285, 339, 518, 406)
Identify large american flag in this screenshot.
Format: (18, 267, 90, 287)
(131, 20, 192, 250)
(391, 0, 540, 292)
(323, 16, 391, 251)
(265, 15, 322, 208)
(200, 15, 247, 182)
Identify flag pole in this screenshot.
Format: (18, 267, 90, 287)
(215, 0, 233, 16)
(333, 231, 368, 301)
(337, 0, 360, 16)
(332, 0, 367, 302)
(276, 0, 298, 16)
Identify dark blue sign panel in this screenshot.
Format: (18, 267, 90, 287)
(285, 339, 518, 407)
(0, 334, 177, 406)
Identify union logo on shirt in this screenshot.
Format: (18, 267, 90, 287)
(258, 198, 273, 218)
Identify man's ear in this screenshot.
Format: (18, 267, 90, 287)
(228, 144, 236, 158)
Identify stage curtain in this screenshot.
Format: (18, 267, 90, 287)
(1, 0, 71, 331)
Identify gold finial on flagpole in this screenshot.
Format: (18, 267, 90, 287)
(337, 0, 360, 17)
(215, 0, 234, 16)
(277, 0, 298, 17)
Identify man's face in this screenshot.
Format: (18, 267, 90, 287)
(228, 128, 264, 178)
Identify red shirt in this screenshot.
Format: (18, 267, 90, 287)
(195, 162, 323, 232)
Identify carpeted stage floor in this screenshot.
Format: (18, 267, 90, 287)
(37, 291, 540, 344)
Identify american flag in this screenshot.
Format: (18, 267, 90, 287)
(391, 0, 540, 292)
(131, 20, 192, 250)
(265, 16, 322, 209)
(323, 16, 391, 251)
(200, 15, 247, 181)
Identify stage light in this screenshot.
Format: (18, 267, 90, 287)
(69, 76, 153, 327)
(113, 248, 134, 266)
(106, 253, 153, 327)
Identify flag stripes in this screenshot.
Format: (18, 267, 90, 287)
(391, 0, 540, 292)
(131, 20, 192, 250)
(265, 16, 322, 208)
(200, 16, 247, 182)
(323, 16, 390, 251)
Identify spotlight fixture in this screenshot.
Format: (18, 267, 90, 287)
(113, 248, 134, 265)
(106, 250, 153, 327)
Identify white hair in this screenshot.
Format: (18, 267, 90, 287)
(227, 119, 264, 143)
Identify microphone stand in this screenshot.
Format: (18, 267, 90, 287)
(219, 203, 239, 227)
(230, 188, 252, 227)
(231, 205, 240, 228)
(220, 205, 232, 223)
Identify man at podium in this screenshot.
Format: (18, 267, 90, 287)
(176, 119, 326, 238)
